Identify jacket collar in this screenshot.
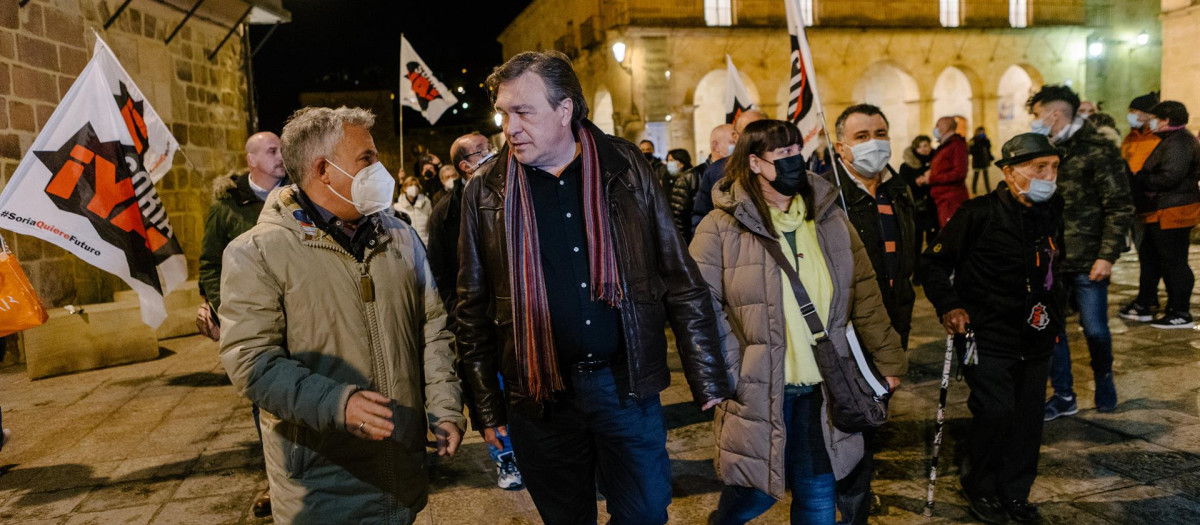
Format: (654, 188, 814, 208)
(481, 119, 629, 196)
(260, 185, 391, 251)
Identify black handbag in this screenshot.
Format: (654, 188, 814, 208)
(757, 235, 891, 433)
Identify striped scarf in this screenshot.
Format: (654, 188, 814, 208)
(504, 123, 623, 402)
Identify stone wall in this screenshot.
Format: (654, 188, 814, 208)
(0, 0, 249, 309)
(1161, 0, 1200, 133)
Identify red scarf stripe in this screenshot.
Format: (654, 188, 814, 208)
(504, 123, 622, 402)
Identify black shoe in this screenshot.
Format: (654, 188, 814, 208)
(1118, 301, 1157, 322)
(1002, 498, 1041, 523)
(1150, 310, 1195, 330)
(961, 489, 1009, 524)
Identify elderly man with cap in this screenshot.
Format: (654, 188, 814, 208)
(918, 133, 1065, 525)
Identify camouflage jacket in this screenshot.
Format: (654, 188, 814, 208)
(1055, 121, 1135, 273)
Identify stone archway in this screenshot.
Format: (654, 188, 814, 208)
(593, 86, 615, 136)
(933, 66, 974, 134)
(997, 64, 1041, 146)
(852, 62, 920, 165)
(692, 68, 760, 160)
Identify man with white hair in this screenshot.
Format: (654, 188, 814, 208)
(219, 106, 464, 524)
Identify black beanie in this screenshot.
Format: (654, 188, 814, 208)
(1130, 92, 1160, 113)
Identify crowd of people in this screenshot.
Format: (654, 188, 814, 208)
(197, 49, 1199, 525)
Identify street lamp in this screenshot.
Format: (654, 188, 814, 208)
(1088, 41, 1104, 58)
(612, 41, 627, 64)
(1136, 32, 1150, 47)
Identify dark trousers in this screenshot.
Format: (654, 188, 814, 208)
(972, 169, 991, 194)
(961, 354, 1050, 501)
(835, 430, 875, 525)
(507, 366, 671, 525)
(713, 386, 835, 525)
(1135, 223, 1195, 313)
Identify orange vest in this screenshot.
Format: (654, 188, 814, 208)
(1122, 129, 1161, 174)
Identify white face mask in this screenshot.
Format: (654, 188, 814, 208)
(326, 160, 395, 216)
(1127, 113, 1143, 129)
(848, 139, 892, 177)
(442, 178, 457, 191)
(666, 160, 681, 175)
(406, 185, 420, 199)
(932, 128, 943, 141)
(726, 143, 736, 156)
(1149, 119, 1161, 132)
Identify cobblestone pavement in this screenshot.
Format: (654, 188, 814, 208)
(1, 249, 1199, 524)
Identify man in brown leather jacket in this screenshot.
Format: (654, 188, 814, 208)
(456, 51, 730, 524)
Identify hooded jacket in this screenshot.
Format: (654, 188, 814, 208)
(1054, 120, 1135, 273)
(219, 185, 464, 524)
(200, 173, 266, 311)
(691, 174, 906, 499)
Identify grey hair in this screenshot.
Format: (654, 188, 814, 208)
(280, 106, 375, 185)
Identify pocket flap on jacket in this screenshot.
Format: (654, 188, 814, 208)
(493, 296, 513, 326)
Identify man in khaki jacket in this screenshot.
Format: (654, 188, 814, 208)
(219, 106, 464, 525)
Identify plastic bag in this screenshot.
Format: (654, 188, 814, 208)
(0, 238, 49, 338)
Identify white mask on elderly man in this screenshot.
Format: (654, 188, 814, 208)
(326, 160, 395, 216)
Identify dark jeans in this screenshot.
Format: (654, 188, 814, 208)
(1050, 273, 1114, 396)
(835, 429, 875, 525)
(713, 385, 836, 525)
(1135, 223, 1195, 313)
(962, 354, 1051, 501)
(972, 169, 991, 194)
(507, 366, 671, 525)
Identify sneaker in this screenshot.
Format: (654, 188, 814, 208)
(961, 489, 1009, 524)
(1043, 393, 1078, 422)
(1, 428, 9, 451)
(1118, 302, 1157, 322)
(496, 452, 524, 491)
(1150, 311, 1195, 330)
(1094, 372, 1117, 413)
(1002, 498, 1042, 524)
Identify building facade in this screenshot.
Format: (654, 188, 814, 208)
(499, 0, 1161, 164)
(0, 0, 285, 357)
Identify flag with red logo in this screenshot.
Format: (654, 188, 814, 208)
(724, 55, 755, 125)
(785, 0, 827, 158)
(400, 35, 458, 125)
(0, 37, 184, 328)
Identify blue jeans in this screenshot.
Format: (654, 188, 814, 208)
(507, 366, 672, 525)
(488, 373, 514, 463)
(713, 385, 836, 525)
(1049, 273, 1114, 396)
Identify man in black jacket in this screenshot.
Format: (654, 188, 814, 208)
(670, 124, 734, 241)
(827, 104, 917, 525)
(457, 51, 729, 525)
(919, 133, 1065, 525)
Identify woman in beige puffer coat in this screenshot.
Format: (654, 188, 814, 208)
(691, 120, 906, 524)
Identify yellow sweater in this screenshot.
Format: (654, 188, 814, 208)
(770, 197, 829, 386)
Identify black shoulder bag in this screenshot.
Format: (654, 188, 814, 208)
(757, 235, 891, 433)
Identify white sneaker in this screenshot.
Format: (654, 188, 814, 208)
(496, 452, 524, 491)
(2, 428, 10, 449)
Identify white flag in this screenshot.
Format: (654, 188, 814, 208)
(724, 55, 755, 125)
(400, 35, 458, 125)
(785, 0, 827, 158)
(0, 37, 185, 328)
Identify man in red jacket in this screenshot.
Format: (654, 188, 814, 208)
(922, 116, 971, 226)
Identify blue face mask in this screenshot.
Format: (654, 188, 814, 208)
(1030, 119, 1053, 136)
(1022, 177, 1057, 203)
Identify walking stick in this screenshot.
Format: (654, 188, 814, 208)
(925, 330, 976, 517)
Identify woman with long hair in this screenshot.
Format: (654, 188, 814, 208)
(691, 119, 906, 524)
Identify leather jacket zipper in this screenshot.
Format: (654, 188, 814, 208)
(608, 187, 640, 399)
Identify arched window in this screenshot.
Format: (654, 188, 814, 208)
(939, 0, 961, 28)
(705, 0, 732, 27)
(1010, 0, 1029, 28)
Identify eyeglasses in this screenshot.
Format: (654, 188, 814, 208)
(465, 148, 495, 161)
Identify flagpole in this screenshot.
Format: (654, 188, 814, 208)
(399, 33, 405, 176)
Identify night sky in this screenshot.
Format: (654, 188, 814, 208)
(249, 0, 533, 134)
